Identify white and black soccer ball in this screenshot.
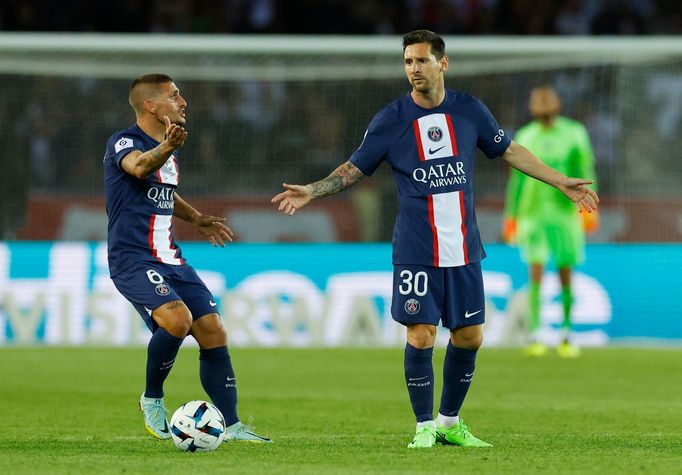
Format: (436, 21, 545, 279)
(170, 400, 226, 452)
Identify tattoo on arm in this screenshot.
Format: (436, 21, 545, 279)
(310, 161, 365, 198)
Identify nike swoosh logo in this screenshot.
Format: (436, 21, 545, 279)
(408, 376, 430, 381)
(226, 377, 236, 382)
(428, 146, 445, 154)
(464, 372, 474, 377)
(209, 301, 217, 307)
(464, 309, 482, 319)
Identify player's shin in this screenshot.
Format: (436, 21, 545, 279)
(145, 328, 184, 398)
(404, 343, 434, 422)
(561, 285, 573, 337)
(437, 342, 477, 426)
(528, 282, 541, 336)
(199, 346, 239, 426)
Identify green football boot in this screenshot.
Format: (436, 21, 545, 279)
(436, 420, 492, 447)
(139, 393, 171, 440)
(523, 342, 548, 357)
(224, 421, 272, 443)
(407, 421, 437, 449)
(557, 341, 581, 358)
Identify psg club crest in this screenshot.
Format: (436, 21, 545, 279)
(405, 298, 420, 315)
(427, 126, 443, 142)
(155, 283, 170, 296)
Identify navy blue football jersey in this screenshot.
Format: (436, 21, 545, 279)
(350, 90, 511, 268)
(104, 124, 184, 277)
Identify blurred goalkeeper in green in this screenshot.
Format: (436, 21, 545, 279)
(503, 87, 598, 358)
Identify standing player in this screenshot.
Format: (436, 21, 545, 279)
(503, 86, 598, 358)
(272, 31, 598, 449)
(104, 74, 271, 443)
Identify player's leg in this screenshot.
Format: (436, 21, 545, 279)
(392, 264, 443, 448)
(556, 266, 580, 358)
(438, 324, 481, 426)
(112, 264, 192, 440)
(518, 218, 550, 356)
(138, 301, 192, 439)
(176, 265, 271, 443)
(559, 266, 573, 336)
(190, 314, 271, 443)
(147, 301, 193, 397)
(551, 217, 583, 358)
(435, 263, 491, 447)
(405, 323, 438, 448)
(524, 262, 548, 357)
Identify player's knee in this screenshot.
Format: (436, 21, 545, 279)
(192, 314, 228, 348)
(451, 325, 484, 349)
(155, 303, 193, 337)
(407, 324, 437, 349)
(205, 324, 227, 348)
(160, 310, 192, 338)
(451, 333, 483, 349)
(165, 314, 192, 338)
(464, 334, 483, 350)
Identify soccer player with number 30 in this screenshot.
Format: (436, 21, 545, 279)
(273, 30, 598, 449)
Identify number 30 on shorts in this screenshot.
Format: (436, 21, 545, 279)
(398, 270, 428, 296)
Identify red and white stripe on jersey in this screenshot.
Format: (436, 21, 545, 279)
(148, 214, 184, 265)
(413, 113, 469, 267)
(156, 155, 179, 185)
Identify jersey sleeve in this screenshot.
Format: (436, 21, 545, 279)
(474, 99, 512, 159)
(349, 112, 393, 176)
(107, 133, 143, 171)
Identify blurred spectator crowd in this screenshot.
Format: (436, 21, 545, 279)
(1, 0, 680, 36)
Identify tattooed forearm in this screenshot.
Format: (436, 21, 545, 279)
(173, 192, 199, 223)
(310, 161, 365, 198)
(129, 142, 174, 178)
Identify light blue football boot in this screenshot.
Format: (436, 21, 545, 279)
(139, 393, 171, 440)
(223, 421, 272, 443)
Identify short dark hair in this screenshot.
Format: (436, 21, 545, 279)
(402, 30, 445, 60)
(129, 73, 173, 93)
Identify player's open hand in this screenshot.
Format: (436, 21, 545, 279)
(193, 214, 234, 247)
(559, 178, 599, 213)
(164, 115, 188, 149)
(271, 183, 313, 216)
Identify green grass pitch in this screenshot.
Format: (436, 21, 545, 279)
(1, 347, 681, 474)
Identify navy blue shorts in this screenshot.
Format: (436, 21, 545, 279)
(111, 262, 218, 332)
(391, 262, 485, 330)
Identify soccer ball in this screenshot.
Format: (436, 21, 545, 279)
(170, 400, 226, 452)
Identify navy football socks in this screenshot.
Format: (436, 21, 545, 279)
(200, 346, 239, 426)
(404, 343, 434, 422)
(144, 327, 184, 398)
(439, 341, 477, 417)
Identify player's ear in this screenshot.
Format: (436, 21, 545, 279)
(143, 99, 156, 114)
(440, 55, 449, 73)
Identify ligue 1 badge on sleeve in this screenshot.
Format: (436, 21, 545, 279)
(404, 298, 420, 315)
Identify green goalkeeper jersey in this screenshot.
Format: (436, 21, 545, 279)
(504, 116, 597, 221)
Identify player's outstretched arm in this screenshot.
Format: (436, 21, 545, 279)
(271, 161, 366, 216)
(121, 116, 188, 179)
(502, 140, 599, 213)
(173, 192, 234, 247)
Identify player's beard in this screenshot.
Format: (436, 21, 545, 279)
(411, 79, 433, 95)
